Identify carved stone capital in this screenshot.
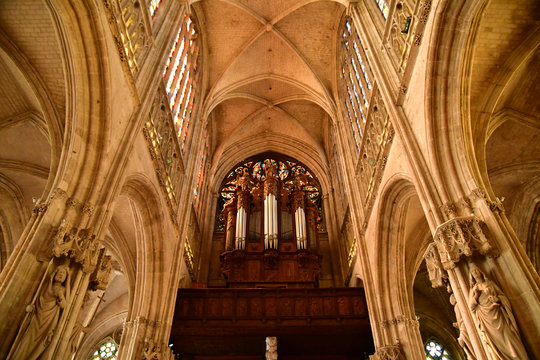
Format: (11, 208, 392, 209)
(370, 342, 404, 360)
(434, 216, 499, 269)
(142, 339, 162, 360)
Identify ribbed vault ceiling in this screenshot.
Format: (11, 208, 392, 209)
(192, 0, 346, 161)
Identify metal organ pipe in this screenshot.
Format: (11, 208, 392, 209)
(264, 193, 278, 249)
(295, 207, 307, 249)
(235, 207, 246, 249)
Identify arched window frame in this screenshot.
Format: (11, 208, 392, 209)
(339, 16, 375, 155)
(162, 14, 201, 157)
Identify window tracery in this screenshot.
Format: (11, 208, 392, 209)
(90, 339, 119, 360)
(162, 15, 200, 155)
(425, 339, 452, 360)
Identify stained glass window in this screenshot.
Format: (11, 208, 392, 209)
(162, 15, 200, 156)
(340, 17, 374, 154)
(91, 341, 118, 360)
(148, 0, 162, 19)
(425, 340, 452, 360)
(374, 0, 389, 19)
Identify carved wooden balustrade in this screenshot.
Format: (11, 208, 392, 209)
(103, 0, 152, 77)
(355, 86, 394, 225)
(382, 0, 431, 77)
(173, 287, 368, 326)
(143, 85, 185, 215)
(170, 287, 373, 357)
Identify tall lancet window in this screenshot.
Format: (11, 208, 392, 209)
(339, 17, 374, 154)
(162, 15, 201, 155)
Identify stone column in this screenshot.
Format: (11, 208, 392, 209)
(118, 316, 174, 360)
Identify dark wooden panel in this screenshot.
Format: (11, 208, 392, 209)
(170, 288, 373, 358)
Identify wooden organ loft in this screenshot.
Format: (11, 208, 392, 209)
(170, 155, 374, 360)
(220, 160, 322, 288)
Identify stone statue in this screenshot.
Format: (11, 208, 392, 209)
(9, 263, 71, 360)
(468, 265, 528, 360)
(450, 294, 476, 359)
(265, 336, 278, 360)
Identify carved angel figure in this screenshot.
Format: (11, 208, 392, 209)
(9, 264, 71, 360)
(468, 266, 528, 360)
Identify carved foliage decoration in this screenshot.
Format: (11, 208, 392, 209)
(424, 242, 447, 288)
(52, 223, 101, 273)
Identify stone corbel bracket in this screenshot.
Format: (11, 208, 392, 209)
(434, 216, 499, 270)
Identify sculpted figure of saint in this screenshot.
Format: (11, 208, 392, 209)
(9, 264, 71, 360)
(468, 266, 528, 360)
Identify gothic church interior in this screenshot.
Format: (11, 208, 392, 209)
(0, 0, 539, 359)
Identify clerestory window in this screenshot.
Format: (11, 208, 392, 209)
(162, 15, 201, 155)
(339, 17, 375, 154)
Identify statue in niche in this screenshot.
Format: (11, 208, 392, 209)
(9, 263, 71, 360)
(468, 265, 529, 360)
(450, 294, 476, 360)
(265, 336, 278, 360)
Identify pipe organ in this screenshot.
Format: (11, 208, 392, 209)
(219, 157, 323, 288)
